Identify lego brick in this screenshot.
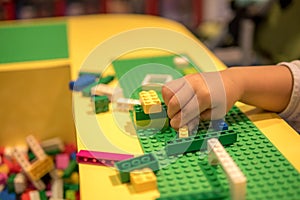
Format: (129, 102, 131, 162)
(98, 75, 115, 84)
(51, 179, 63, 199)
(165, 130, 237, 156)
(0, 164, 9, 174)
(133, 103, 167, 121)
(69, 74, 97, 91)
(63, 183, 79, 191)
(78, 71, 101, 78)
(26, 135, 46, 159)
(76, 150, 134, 167)
(211, 119, 228, 131)
(0, 173, 7, 185)
(62, 160, 78, 178)
(141, 74, 173, 92)
(130, 168, 157, 193)
(40, 137, 65, 153)
(27, 156, 55, 181)
(178, 126, 189, 138)
(14, 173, 26, 194)
(7, 174, 16, 193)
(29, 190, 40, 200)
(55, 153, 70, 170)
(81, 82, 98, 97)
(0, 189, 16, 200)
(173, 56, 189, 67)
(92, 95, 109, 114)
(139, 90, 162, 114)
(207, 138, 246, 200)
(65, 190, 76, 200)
(39, 190, 48, 200)
(115, 153, 159, 183)
(91, 83, 114, 99)
(114, 98, 140, 112)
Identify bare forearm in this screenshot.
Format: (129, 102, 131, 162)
(221, 65, 293, 112)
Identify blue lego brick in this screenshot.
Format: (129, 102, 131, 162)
(114, 153, 159, 183)
(0, 189, 16, 200)
(69, 74, 97, 91)
(212, 119, 228, 131)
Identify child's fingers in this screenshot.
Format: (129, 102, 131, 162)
(162, 78, 185, 105)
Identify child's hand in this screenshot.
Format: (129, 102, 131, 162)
(162, 71, 240, 131)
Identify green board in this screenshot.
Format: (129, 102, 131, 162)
(0, 21, 68, 64)
(113, 55, 300, 199)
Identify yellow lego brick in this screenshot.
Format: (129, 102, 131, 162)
(27, 156, 54, 181)
(130, 168, 157, 193)
(139, 90, 162, 114)
(179, 125, 189, 138)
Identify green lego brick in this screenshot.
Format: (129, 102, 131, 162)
(114, 153, 159, 183)
(65, 190, 76, 200)
(98, 75, 115, 84)
(64, 183, 80, 191)
(39, 190, 47, 200)
(93, 95, 109, 114)
(7, 174, 16, 193)
(133, 103, 168, 121)
(78, 71, 101, 77)
(82, 82, 98, 97)
(63, 160, 78, 178)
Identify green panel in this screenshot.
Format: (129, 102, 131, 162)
(113, 55, 300, 199)
(0, 21, 68, 64)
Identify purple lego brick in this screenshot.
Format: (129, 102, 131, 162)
(76, 150, 134, 167)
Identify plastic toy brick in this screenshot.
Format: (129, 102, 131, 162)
(165, 130, 237, 156)
(7, 174, 15, 193)
(178, 126, 189, 138)
(78, 71, 101, 78)
(76, 150, 134, 167)
(63, 183, 79, 191)
(69, 74, 97, 91)
(0, 173, 7, 185)
(27, 156, 55, 181)
(173, 56, 189, 67)
(0, 163, 9, 174)
(39, 190, 48, 200)
(139, 90, 162, 114)
(55, 153, 70, 170)
(82, 82, 98, 97)
(207, 138, 246, 200)
(40, 137, 65, 153)
(98, 75, 115, 84)
(29, 190, 40, 200)
(14, 173, 26, 194)
(51, 179, 63, 199)
(91, 83, 114, 99)
(114, 153, 159, 183)
(115, 98, 140, 112)
(93, 95, 109, 114)
(62, 160, 78, 178)
(26, 135, 46, 160)
(130, 168, 157, 193)
(211, 119, 228, 131)
(0, 189, 16, 200)
(133, 103, 167, 121)
(141, 74, 172, 92)
(65, 189, 76, 200)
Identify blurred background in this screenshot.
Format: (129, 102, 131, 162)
(1, 0, 299, 66)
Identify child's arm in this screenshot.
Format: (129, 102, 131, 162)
(162, 65, 293, 130)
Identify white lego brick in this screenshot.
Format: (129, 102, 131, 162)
(41, 137, 65, 152)
(13, 148, 31, 170)
(31, 179, 46, 191)
(29, 190, 41, 200)
(141, 74, 173, 92)
(51, 179, 63, 199)
(49, 169, 59, 180)
(207, 138, 246, 200)
(0, 184, 4, 192)
(173, 56, 190, 67)
(91, 83, 114, 99)
(14, 173, 27, 194)
(115, 98, 140, 112)
(26, 135, 46, 159)
(179, 126, 189, 138)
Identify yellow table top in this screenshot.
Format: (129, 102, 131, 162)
(67, 14, 300, 200)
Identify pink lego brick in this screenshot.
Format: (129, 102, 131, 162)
(0, 173, 8, 184)
(76, 150, 134, 167)
(55, 153, 70, 170)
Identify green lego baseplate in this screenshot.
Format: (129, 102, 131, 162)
(112, 54, 300, 199)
